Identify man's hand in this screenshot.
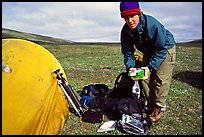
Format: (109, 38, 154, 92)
(141, 66, 151, 80)
(129, 67, 151, 80)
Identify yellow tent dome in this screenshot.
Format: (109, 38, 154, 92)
(2, 39, 69, 135)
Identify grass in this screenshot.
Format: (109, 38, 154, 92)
(42, 43, 202, 135)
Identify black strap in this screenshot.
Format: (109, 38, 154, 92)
(114, 72, 125, 89)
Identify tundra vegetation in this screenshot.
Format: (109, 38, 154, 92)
(2, 28, 202, 135)
(42, 42, 202, 135)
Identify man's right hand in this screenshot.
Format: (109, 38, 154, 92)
(129, 67, 150, 80)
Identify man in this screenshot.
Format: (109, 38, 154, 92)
(119, 2, 176, 124)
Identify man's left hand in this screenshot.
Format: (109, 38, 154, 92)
(141, 66, 151, 80)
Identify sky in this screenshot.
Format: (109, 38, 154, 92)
(2, 2, 202, 43)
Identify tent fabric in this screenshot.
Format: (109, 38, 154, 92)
(2, 39, 69, 135)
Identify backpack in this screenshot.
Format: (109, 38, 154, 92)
(90, 72, 145, 119)
(80, 73, 152, 134)
(80, 84, 109, 98)
(79, 84, 109, 123)
(88, 72, 151, 135)
(109, 72, 134, 98)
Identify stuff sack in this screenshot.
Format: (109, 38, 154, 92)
(82, 109, 104, 123)
(80, 84, 109, 109)
(117, 113, 151, 135)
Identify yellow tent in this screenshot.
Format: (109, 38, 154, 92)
(2, 39, 69, 135)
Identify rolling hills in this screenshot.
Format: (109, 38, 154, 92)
(2, 28, 202, 45)
(2, 28, 75, 45)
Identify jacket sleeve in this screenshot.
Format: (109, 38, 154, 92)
(121, 26, 136, 71)
(147, 24, 170, 72)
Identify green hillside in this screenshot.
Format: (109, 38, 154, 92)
(2, 28, 75, 45)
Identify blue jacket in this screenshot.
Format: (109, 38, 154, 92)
(121, 14, 176, 72)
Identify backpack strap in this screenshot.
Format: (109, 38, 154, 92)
(113, 72, 126, 89)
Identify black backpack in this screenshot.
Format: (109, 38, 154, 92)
(80, 73, 151, 135)
(90, 72, 145, 119)
(89, 72, 151, 135)
(80, 84, 109, 98)
(108, 72, 134, 98)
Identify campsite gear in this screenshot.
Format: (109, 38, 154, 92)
(90, 72, 151, 135)
(97, 114, 151, 135)
(80, 84, 109, 108)
(80, 96, 93, 108)
(81, 109, 104, 123)
(54, 69, 84, 117)
(128, 68, 145, 80)
(110, 72, 135, 98)
(90, 72, 145, 119)
(81, 72, 151, 134)
(132, 81, 141, 99)
(129, 68, 145, 99)
(91, 95, 145, 120)
(2, 61, 12, 73)
(110, 71, 145, 116)
(117, 113, 151, 135)
(80, 84, 109, 98)
(2, 39, 69, 135)
(97, 120, 117, 132)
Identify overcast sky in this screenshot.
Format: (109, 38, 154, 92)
(2, 2, 202, 43)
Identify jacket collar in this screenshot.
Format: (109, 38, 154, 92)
(133, 14, 146, 34)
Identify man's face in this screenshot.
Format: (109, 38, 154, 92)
(123, 14, 140, 29)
